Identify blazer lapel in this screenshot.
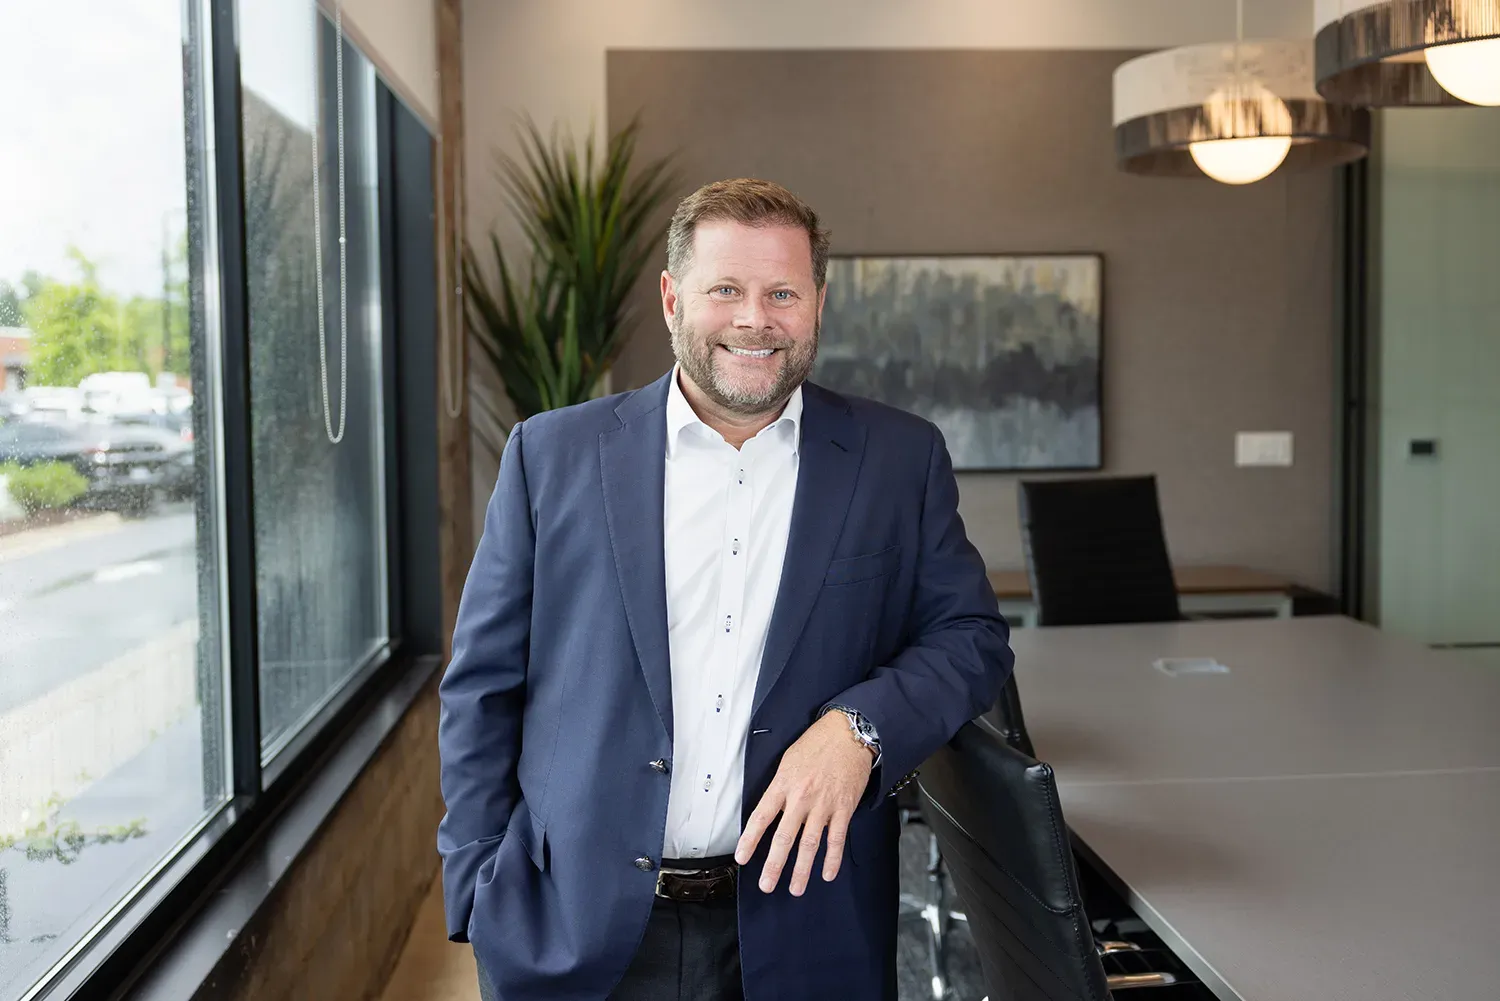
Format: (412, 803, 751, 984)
(753, 383, 867, 717)
(600, 372, 675, 741)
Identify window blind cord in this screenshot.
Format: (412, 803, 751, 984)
(435, 132, 465, 420)
(311, 0, 349, 445)
(451, 145, 465, 418)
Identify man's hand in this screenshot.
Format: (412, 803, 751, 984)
(733, 710, 876, 896)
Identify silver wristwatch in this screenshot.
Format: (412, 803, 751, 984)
(823, 704, 881, 763)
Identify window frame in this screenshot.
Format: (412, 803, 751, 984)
(18, 1, 446, 997)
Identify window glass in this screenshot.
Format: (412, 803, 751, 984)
(0, 1, 228, 996)
(240, 0, 390, 756)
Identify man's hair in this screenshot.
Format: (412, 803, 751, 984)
(665, 178, 831, 290)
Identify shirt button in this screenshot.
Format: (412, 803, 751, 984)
(634, 856, 656, 872)
(650, 759, 669, 774)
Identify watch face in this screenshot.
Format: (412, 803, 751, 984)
(850, 715, 877, 743)
(830, 706, 877, 745)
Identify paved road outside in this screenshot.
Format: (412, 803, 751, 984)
(0, 504, 212, 1001)
(0, 712, 210, 1001)
(0, 503, 200, 716)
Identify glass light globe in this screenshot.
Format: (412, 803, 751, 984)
(1189, 135, 1293, 184)
(1425, 38, 1500, 106)
(1188, 81, 1294, 184)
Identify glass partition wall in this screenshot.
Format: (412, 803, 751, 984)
(1365, 106, 1500, 667)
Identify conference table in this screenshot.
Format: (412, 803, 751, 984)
(1006, 615, 1500, 1001)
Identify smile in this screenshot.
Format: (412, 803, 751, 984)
(722, 346, 776, 358)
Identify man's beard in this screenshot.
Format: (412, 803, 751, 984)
(670, 303, 819, 417)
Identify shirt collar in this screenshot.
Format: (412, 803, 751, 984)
(666, 364, 803, 458)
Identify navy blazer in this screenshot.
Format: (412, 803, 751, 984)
(437, 371, 1014, 1000)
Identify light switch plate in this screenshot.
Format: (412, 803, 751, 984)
(1235, 431, 1294, 467)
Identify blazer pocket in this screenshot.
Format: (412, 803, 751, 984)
(471, 831, 508, 890)
(844, 811, 885, 868)
(517, 804, 549, 873)
(823, 545, 901, 587)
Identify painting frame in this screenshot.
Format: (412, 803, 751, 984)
(812, 251, 1106, 474)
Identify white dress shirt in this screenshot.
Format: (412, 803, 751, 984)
(661, 367, 802, 861)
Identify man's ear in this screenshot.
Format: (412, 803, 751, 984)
(816, 283, 827, 323)
(660, 271, 678, 329)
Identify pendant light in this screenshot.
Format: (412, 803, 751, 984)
(1316, 0, 1500, 106)
(1113, 0, 1371, 183)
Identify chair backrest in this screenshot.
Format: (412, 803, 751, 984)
(980, 675, 1035, 759)
(1018, 475, 1181, 627)
(917, 722, 1110, 1001)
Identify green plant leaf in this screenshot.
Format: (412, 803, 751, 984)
(464, 112, 680, 424)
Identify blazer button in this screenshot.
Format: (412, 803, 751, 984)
(650, 759, 669, 774)
(634, 856, 656, 872)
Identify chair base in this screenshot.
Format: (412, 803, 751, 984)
(897, 824, 967, 1000)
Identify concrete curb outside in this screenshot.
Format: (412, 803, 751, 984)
(0, 511, 127, 564)
(0, 620, 199, 840)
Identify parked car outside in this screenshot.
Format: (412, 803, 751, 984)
(0, 419, 192, 516)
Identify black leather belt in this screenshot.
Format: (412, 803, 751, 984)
(656, 855, 738, 902)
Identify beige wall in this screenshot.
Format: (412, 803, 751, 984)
(332, 0, 439, 127)
(604, 49, 1338, 589)
(459, 1, 1340, 590)
(461, 0, 1320, 244)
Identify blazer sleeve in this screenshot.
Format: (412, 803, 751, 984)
(435, 420, 533, 942)
(829, 421, 1015, 807)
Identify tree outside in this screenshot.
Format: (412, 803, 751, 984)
(7, 245, 190, 390)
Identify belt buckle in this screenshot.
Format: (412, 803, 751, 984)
(655, 865, 735, 901)
(654, 867, 684, 899)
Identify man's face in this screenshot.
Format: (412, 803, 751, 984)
(662, 219, 824, 417)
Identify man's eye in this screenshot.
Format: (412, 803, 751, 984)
(771, 290, 794, 301)
(714, 286, 737, 296)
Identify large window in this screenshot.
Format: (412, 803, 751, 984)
(0, 1, 227, 996)
(240, 0, 389, 757)
(0, 2, 425, 998)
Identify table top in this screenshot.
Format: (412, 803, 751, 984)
(988, 564, 1296, 600)
(1007, 615, 1500, 1001)
(1062, 769, 1500, 1001)
(1008, 615, 1500, 783)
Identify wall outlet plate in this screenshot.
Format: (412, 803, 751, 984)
(1235, 431, 1294, 467)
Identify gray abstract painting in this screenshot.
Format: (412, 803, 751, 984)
(813, 254, 1102, 471)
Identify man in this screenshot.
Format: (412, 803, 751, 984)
(437, 177, 1013, 1001)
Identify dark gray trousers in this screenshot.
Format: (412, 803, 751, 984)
(475, 895, 743, 1001)
(608, 895, 743, 1001)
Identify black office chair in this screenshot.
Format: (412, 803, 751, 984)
(917, 722, 1195, 1000)
(980, 674, 1034, 759)
(1017, 476, 1182, 627)
(900, 676, 1036, 998)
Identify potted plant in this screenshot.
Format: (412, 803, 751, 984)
(464, 115, 679, 458)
